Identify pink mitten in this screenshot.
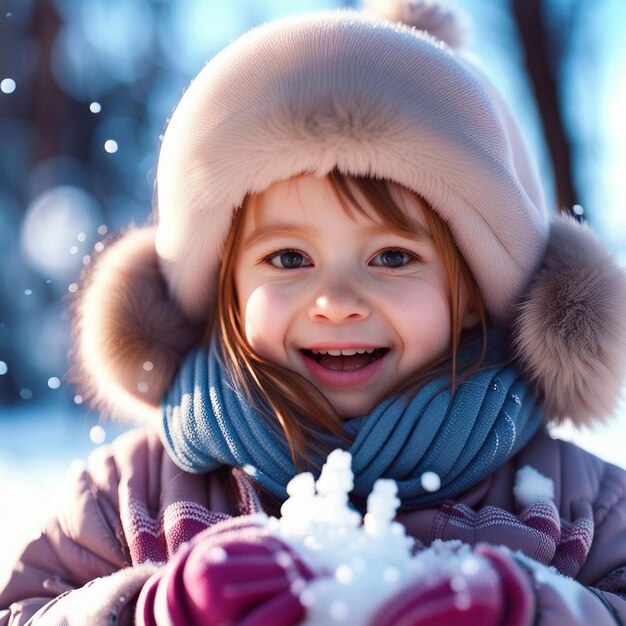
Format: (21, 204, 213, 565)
(137, 517, 315, 626)
(369, 543, 535, 626)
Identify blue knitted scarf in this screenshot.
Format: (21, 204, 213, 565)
(161, 332, 543, 510)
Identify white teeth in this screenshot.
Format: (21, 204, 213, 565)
(310, 348, 378, 356)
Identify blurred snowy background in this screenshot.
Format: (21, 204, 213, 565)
(1, 0, 625, 563)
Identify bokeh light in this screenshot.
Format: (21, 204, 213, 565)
(20, 186, 102, 280)
(104, 139, 118, 153)
(1, 78, 16, 93)
(89, 425, 106, 444)
(48, 377, 62, 390)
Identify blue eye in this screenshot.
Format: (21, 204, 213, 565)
(371, 249, 416, 268)
(267, 250, 311, 269)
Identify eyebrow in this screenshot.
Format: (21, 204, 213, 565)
(358, 222, 432, 242)
(243, 221, 431, 249)
(243, 224, 316, 248)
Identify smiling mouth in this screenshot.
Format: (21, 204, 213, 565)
(301, 348, 389, 371)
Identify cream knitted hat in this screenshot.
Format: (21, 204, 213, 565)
(155, 9, 548, 323)
(74, 1, 626, 426)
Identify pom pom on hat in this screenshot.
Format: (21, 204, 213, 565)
(363, 0, 468, 48)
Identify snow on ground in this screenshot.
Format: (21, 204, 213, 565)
(550, 394, 626, 470)
(0, 399, 625, 567)
(0, 404, 129, 564)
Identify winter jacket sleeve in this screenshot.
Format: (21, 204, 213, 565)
(510, 553, 624, 626)
(577, 454, 626, 579)
(491, 442, 626, 626)
(0, 427, 236, 626)
(499, 442, 626, 626)
(528, 443, 626, 626)
(0, 565, 158, 626)
(397, 433, 626, 626)
(487, 434, 626, 626)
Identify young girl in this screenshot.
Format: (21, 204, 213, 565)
(2, 1, 626, 625)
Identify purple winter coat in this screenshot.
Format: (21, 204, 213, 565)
(1, 425, 625, 625)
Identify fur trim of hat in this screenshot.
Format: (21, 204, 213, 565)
(72, 1, 626, 428)
(513, 217, 626, 426)
(71, 227, 202, 422)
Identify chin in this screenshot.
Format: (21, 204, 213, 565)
(333, 400, 377, 420)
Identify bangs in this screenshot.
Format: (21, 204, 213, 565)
(326, 170, 428, 237)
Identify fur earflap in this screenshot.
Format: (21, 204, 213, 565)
(71, 227, 202, 423)
(362, 0, 468, 48)
(513, 216, 626, 426)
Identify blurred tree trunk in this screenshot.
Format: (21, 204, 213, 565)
(31, 0, 63, 163)
(510, 0, 581, 218)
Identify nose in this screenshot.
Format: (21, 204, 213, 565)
(308, 279, 370, 323)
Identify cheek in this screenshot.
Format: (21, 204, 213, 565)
(240, 285, 292, 360)
(396, 281, 453, 349)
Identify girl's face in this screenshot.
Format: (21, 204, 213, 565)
(235, 174, 475, 418)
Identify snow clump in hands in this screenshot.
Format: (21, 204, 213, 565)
(268, 449, 495, 625)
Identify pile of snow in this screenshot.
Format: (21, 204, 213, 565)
(263, 450, 488, 625)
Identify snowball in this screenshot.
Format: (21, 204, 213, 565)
(420, 471, 441, 492)
(514, 465, 554, 508)
(258, 450, 494, 626)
